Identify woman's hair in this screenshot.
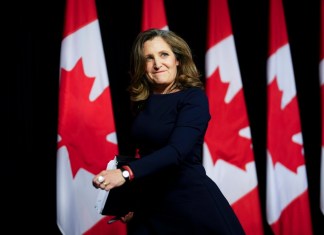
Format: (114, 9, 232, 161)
(128, 28, 203, 103)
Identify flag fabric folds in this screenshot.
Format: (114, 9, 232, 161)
(56, 0, 125, 234)
(203, 0, 264, 234)
(142, 0, 168, 31)
(320, 0, 324, 216)
(266, 0, 313, 234)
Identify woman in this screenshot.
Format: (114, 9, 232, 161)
(93, 28, 245, 235)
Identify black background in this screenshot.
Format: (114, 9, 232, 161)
(9, 0, 323, 234)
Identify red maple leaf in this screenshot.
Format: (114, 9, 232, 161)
(57, 59, 118, 177)
(205, 68, 254, 170)
(267, 78, 304, 172)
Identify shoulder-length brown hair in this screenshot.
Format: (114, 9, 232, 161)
(128, 28, 203, 103)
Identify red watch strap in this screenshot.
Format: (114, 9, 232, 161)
(121, 165, 134, 181)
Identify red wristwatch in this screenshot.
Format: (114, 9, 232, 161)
(121, 168, 130, 181)
(120, 165, 134, 181)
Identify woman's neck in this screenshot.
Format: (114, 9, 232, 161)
(153, 82, 178, 94)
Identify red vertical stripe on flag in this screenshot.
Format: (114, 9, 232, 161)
(142, 0, 168, 31)
(56, 0, 125, 234)
(266, 0, 313, 234)
(320, 0, 324, 216)
(203, 0, 263, 234)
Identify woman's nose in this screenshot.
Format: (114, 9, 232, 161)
(154, 63, 162, 70)
(154, 59, 162, 69)
(154, 65, 162, 70)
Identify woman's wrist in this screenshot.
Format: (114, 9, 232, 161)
(121, 165, 134, 181)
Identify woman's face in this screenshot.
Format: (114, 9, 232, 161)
(143, 37, 179, 94)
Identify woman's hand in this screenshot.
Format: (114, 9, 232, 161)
(92, 169, 126, 191)
(120, 212, 134, 223)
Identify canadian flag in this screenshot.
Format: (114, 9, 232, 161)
(203, 0, 264, 234)
(266, 0, 313, 234)
(56, 0, 126, 234)
(142, 0, 168, 31)
(320, 0, 324, 216)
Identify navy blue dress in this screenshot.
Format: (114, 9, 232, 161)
(127, 88, 245, 235)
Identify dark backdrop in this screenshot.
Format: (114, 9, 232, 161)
(9, 0, 323, 234)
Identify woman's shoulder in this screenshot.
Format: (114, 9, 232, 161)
(176, 88, 209, 113)
(185, 87, 205, 94)
(148, 87, 208, 106)
(177, 87, 211, 121)
(181, 87, 208, 102)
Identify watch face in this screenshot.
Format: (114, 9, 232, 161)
(122, 170, 130, 178)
